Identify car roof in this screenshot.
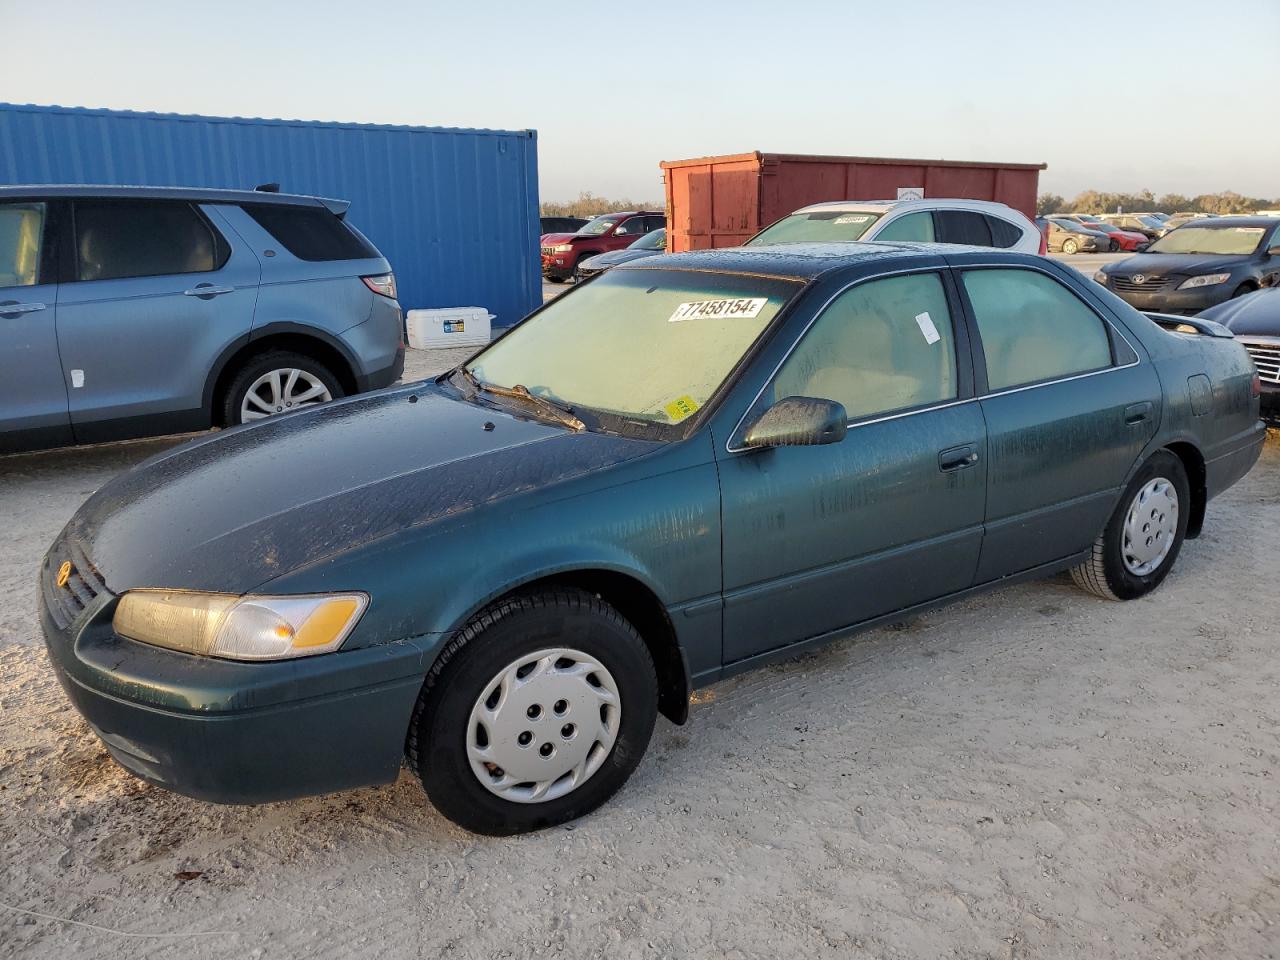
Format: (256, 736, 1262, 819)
(1179, 215, 1280, 228)
(616, 240, 1013, 281)
(788, 197, 1021, 217)
(0, 183, 349, 214)
(588, 210, 663, 218)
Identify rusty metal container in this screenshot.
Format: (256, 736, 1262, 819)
(660, 151, 1046, 252)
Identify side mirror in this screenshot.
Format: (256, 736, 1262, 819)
(1266, 245, 1280, 257)
(741, 397, 848, 449)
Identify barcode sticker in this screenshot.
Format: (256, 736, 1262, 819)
(669, 297, 768, 323)
(834, 214, 873, 225)
(914, 311, 941, 345)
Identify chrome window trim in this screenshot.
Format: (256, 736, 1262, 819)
(724, 260, 1143, 455)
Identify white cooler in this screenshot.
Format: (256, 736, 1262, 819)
(406, 307, 494, 349)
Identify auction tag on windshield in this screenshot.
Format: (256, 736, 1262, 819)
(669, 297, 768, 323)
(833, 214, 873, 225)
(663, 395, 700, 422)
(914, 311, 941, 345)
(1236, 227, 1266, 235)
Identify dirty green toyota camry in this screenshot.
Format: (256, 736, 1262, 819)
(41, 243, 1265, 834)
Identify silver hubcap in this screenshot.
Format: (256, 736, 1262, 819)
(1122, 477, 1178, 576)
(466, 648, 621, 804)
(240, 368, 331, 422)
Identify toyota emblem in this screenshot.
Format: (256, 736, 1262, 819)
(1131, 274, 1146, 285)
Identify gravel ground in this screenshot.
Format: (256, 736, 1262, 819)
(1, 341, 1277, 960)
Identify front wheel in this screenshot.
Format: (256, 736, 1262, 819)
(1071, 451, 1190, 600)
(1108, 239, 1119, 252)
(1063, 238, 1079, 255)
(407, 588, 658, 835)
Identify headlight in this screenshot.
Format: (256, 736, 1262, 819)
(1093, 271, 1109, 284)
(1178, 273, 1232, 290)
(113, 591, 368, 661)
(551, 244, 573, 253)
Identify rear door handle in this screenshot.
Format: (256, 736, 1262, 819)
(939, 443, 980, 472)
(183, 284, 235, 298)
(1125, 401, 1153, 425)
(0, 300, 46, 316)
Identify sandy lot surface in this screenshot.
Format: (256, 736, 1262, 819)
(1, 344, 1276, 960)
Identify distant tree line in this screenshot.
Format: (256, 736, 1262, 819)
(541, 191, 662, 218)
(1038, 190, 1279, 216)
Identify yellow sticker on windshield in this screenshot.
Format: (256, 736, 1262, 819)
(664, 395, 700, 422)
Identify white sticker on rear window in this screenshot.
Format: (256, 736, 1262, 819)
(833, 214, 873, 225)
(668, 297, 768, 323)
(914, 311, 941, 345)
(1235, 228, 1266, 235)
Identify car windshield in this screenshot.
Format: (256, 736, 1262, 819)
(748, 211, 883, 245)
(1145, 225, 1268, 255)
(464, 268, 798, 436)
(629, 229, 666, 251)
(577, 215, 623, 236)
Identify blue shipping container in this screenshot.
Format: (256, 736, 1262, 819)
(0, 102, 541, 325)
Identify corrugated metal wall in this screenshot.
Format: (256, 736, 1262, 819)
(0, 103, 541, 324)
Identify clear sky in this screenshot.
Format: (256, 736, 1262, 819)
(3, 0, 1277, 203)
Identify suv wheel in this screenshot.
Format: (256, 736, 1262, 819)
(222, 350, 343, 426)
(1070, 451, 1190, 601)
(407, 588, 658, 835)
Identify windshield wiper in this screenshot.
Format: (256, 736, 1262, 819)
(451, 366, 585, 431)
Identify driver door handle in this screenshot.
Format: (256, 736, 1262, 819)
(183, 284, 235, 298)
(1125, 401, 1153, 425)
(0, 301, 46, 315)
(939, 443, 980, 472)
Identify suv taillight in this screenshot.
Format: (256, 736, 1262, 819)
(362, 273, 397, 300)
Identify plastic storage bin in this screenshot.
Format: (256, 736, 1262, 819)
(406, 307, 494, 349)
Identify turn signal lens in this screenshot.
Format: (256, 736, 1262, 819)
(1252, 373, 1262, 399)
(114, 591, 369, 661)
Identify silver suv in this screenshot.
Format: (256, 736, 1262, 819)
(0, 185, 403, 455)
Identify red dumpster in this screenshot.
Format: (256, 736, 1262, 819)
(660, 151, 1047, 252)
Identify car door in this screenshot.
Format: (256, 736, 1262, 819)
(716, 269, 988, 663)
(0, 198, 72, 452)
(55, 199, 260, 443)
(955, 262, 1162, 582)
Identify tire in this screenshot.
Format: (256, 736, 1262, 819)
(1070, 450, 1190, 601)
(546, 276, 566, 284)
(1063, 238, 1079, 255)
(221, 350, 344, 426)
(407, 588, 659, 835)
(1108, 239, 1119, 252)
(572, 256, 595, 282)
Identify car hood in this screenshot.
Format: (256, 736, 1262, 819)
(59, 384, 658, 595)
(1199, 287, 1280, 335)
(540, 232, 581, 245)
(583, 249, 662, 268)
(1105, 252, 1247, 275)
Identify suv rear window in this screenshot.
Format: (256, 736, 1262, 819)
(74, 201, 227, 282)
(985, 216, 1023, 248)
(242, 203, 379, 261)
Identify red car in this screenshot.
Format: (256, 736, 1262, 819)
(1086, 221, 1149, 252)
(540, 211, 665, 282)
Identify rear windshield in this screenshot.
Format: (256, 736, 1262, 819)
(242, 203, 379, 261)
(1146, 225, 1269, 256)
(748, 211, 883, 245)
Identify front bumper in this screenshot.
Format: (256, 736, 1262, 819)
(1100, 281, 1237, 316)
(541, 252, 576, 280)
(39, 549, 435, 804)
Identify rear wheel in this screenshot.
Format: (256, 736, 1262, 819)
(407, 588, 659, 835)
(1063, 238, 1079, 255)
(1070, 451, 1189, 600)
(222, 350, 343, 426)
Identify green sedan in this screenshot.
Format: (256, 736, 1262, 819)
(41, 242, 1266, 834)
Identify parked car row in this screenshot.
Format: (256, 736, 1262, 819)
(540, 211, 665, 282)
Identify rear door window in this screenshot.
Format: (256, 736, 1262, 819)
(874, 212, 935, 243)
(962, 268, 1113, 391)
(644, 215, 666, 233)
(0, 201, 46, 288)
(985, 216, 1023, 248)
(74, 201, 225, 282)
(242, 203, 379, 261)
(934, 210, 993, 246)
(771, 272, 958, 421)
